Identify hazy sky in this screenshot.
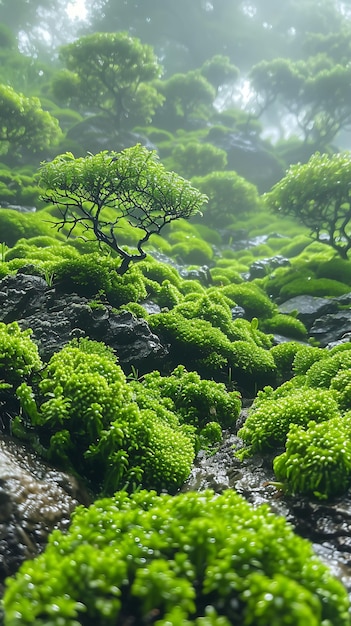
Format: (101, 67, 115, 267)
(66, 0, 87, 21)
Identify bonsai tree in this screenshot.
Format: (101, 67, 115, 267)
(38, 144, 207, 274)
(264, 152, 351, 259)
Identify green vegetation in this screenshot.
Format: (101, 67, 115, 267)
(4, 489, 349, 626)
(3, 0, 351, 615)
(274, 416, 351, 499)
(264, 153, 351, 259)
(237, 387, 340, 457)
(39, 145, 207, 274)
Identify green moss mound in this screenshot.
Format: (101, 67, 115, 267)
(14, 338, 195, 494)
(4, 489, 349, 626)
(279, 276, 350, 299)
(237, 387, 340, 457)
(274, 415, 351, 500)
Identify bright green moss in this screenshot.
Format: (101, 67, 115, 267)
(106, 264, 148, 306)
(175, 292, 234, 335)
(0, 321, 42, 386)
(229, 340, 277, 391)
(237, 387, 340, 457)
(210, 265, 243, 286)
(138, 258, 182, 289)
(279, 277, 350, 299)
(149, 310, 233, 374)
(52, 252, 113, 296)
(220, 283, 275, 319)
(0, 208, 64, 247)
(270, 341, 305, 383)
(170, 237, 214, 265)
(260, 313, 308, 340)
(86, 403, 195, 494)
(331, 370, 351, 411)
(305, 350, 351, 389)
(292, 346, 327, 375)
(316, 256, 351, 285)
(4, 489, 349, 626)
(156, 279, 184, 308)
(273, 415, 351, 499)
(14, 339, 195, 494)
(278, 234, 312, 258)
(133, 365, 241, 431)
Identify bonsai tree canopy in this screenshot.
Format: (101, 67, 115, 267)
(39, 144, 207, 274)
(264, 151, 351, 259)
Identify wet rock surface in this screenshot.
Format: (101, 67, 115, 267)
(0, 272, 169, 373)
(0, 435, 89, 594)
(184, 425, 351, 597)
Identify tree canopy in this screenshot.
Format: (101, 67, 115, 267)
(39, 145, 207, 274)
(0, 84, 61, 160)
(264, 152, 351, 259)
(52, 32, 163, 129)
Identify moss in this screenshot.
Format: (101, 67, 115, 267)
(305, 351, 351, 390)
(210, 266, 243, 285)
(270, 341, 305, 384)
(273, 416, 351, 500)
(278, 234, 312, 258)
(220, 283, 275, 319)
(292, 346, 326, 376)
(133, 365, 241, 431)
(149, 310, 233, 375)
(154, 280, 183, 308)
(0, 321, 42, 386)
(138, 258, 182, 289)
(237, 387, 340, 457)
(4, 489, 349, 625)
(279, 277, 350, 299)
(175, 292, 234, 335)
(228, 340, 277, 391)
(0, 209, 63, 247)
(170, 237, 213, 265)
(263, 266, 315, 299)
(260, 313, 308, 340)
(316, 256, 351, 285)
(106, 265, 148, 306)
(14, 339, 195, 495)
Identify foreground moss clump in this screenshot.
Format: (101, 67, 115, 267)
(0, 321, 42, 385)
(237, 386, 340, 457)
(14, 338, 194, 494)
(4, 489, 350, 626)
(273, 416, 351, 500)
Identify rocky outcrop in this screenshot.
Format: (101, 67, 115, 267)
(278, 294, 339, 330)
(0, 271, 169, 372)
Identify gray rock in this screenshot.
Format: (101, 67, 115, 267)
(278, 295, 339, 330)
(249, 255, 290, 279)
(0, 435, 87, 589)
(0, 273, 169, 373)
(310, 310, 351, 347)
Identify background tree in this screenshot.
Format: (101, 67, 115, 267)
(0, 84, 61, 163)
(264, 152, 351, 259)
(249, 54, 351, 152)
(191, 171, 260, 228)
(52, 32, 163, 130)
(155, 71, 215, 131)
(39, 144, 207, 274)
(200, 55, 240, 94)
(164, 142, 228, 178)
